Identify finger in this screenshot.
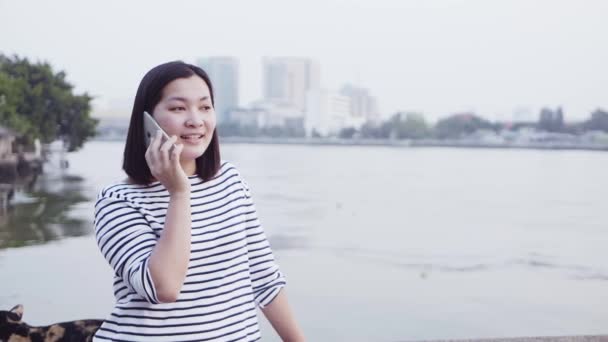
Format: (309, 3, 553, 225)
(151, 130, 163, 150)
(160, 135, 177, 153)
(146, 151, 161, 177)
(160, 135, 177, 166)
(145, 152, 158, 178)
(171, 143, 184, 165)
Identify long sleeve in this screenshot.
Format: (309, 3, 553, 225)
(238, 175, 287, 309)
(94, 189, 161, 304)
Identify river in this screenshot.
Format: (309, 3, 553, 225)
(1, 141, 606, 341)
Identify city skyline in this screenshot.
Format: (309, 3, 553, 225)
(263, 57, 320, 112)
(1, 0, 607, 122)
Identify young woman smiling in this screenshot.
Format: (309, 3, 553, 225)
(93, 61, 305, 342)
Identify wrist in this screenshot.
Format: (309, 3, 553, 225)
(169, 190, 190, 199)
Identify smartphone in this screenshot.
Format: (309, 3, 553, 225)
(143, 111, 172, 148)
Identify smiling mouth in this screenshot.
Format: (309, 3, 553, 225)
(180, 134, 204, 141)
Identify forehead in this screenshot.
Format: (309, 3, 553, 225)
(161, 75, 210, 100)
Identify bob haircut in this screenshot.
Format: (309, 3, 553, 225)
(123, 61, 221, 185)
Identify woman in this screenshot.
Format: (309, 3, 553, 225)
(93, 61, 304, 341)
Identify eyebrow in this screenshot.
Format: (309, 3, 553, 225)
(166, 96, 210, 102)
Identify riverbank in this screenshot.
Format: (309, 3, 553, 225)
(0, 153, 43, 211)
(0, 153, 43, 182)
(217, 136, 608, 151)
(411, 335, 608, 342)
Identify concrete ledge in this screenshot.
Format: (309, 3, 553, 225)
(409, 336, 608, 342)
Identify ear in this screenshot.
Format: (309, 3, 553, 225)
(8, 304, 23, 322)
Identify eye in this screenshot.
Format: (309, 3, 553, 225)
(170, 106, 186, 112)
(200, 105, 213, 111)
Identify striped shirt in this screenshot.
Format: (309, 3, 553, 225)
(93, 161, 286, 341)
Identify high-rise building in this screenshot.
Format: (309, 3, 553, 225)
(263, 57, 320, 112)
(196, 57, 239, 123)
(340, 84, 380, 123)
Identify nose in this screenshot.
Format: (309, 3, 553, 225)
(185, 111, 205, 128)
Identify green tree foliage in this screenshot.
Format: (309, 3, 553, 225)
(385, 112, 430, 139)
(218, 120, 305, 138)
(0, 54, 97, 151)
(434, 113, 494, 139)
(359, 121, 386, 139)
(357, 113, 431, 139)
(584, 108, 608, 132)
(537, 107, 564, 132)
(0, 71, 31, 135)
(338, 127, 357, 139)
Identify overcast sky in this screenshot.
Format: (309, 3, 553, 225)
(1, 0, 606, 121)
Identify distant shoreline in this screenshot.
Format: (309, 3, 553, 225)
(92, 136, 608, 152)
(221, 137, 608, 152)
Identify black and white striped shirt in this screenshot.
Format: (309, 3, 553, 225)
(93, 162, 286, 341)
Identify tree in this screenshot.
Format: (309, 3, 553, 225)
(339, 127, 357, 139)
(584, 108, 608, 132)
(537, 107, 564, 132)
(0, 54, 98, 151)
(434, 113, 494, 139)
(0, 71, 31, 135)
(383, 112, 430, 139)
(360, 121, 384, 139)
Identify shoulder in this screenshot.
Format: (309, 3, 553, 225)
(219, 159, 238, 173)
(96, 179, 163, 204)
(216, 160, 243, 180)
(97, 181, 129, 200)
(218, 160, 251, 196)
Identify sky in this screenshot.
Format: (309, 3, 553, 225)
(1, 0, 607, 122)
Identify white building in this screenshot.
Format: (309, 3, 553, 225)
(340, 84, 380, 123)
(229, 100, 304, 129)
(227, 108, 266, 128)
(250, 100, 304, 128)
(305, 89, 362, 137)
(196, 57, 239, 123)
(263, 57, 320, 113)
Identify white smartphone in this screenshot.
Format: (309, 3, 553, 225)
(143, 111, 172, 148)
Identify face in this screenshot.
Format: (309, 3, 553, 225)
(152, 75, 216, 170)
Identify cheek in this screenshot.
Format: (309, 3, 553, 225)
(207, 113, 217, 129)
(205, 118, 216, 131)
(156, 117, 180, 134)
(208, 119, 217, 131)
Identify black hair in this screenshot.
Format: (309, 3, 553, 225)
(123, 61, 221, 184)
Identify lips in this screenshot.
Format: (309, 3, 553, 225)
(179, 134, 205, 144)
(180, 134, 204, 141)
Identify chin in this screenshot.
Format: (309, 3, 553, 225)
(181, 150, 204, 161)
(181, 145, 208, 161)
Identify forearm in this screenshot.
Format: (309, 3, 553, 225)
(261, 289, 305, 342)
(149, 192, 191, 302)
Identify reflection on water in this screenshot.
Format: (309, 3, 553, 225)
(269, 232, 608, 281)
(0, 168, 91, 249)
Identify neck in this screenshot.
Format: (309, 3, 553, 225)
(181, 160, 197, 176)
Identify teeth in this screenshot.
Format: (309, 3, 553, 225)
(180, 135, 203, 140)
